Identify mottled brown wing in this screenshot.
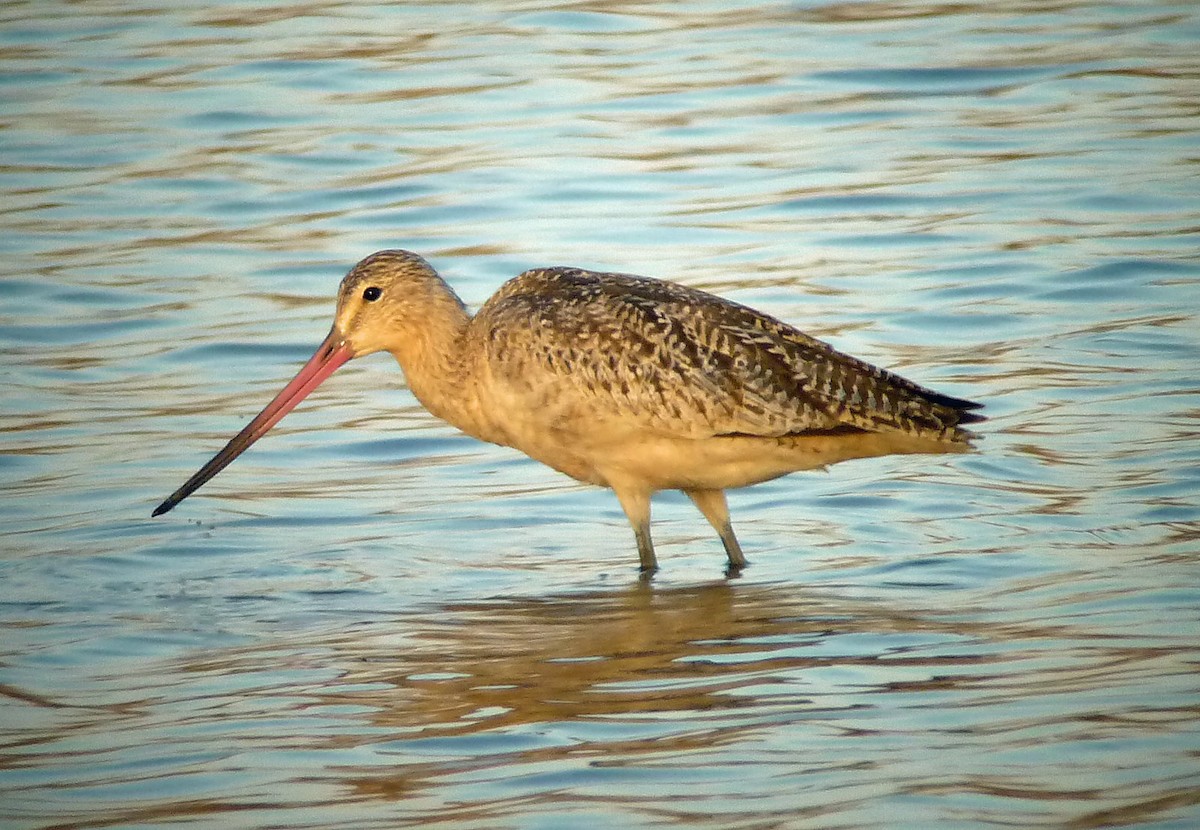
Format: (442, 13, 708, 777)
(479, 268, 980, 440)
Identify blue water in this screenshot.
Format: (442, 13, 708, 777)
(2, 2, 1199, 828)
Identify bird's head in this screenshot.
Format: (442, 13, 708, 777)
(152, 249, 451, 516)
(330, 249, 466, 360)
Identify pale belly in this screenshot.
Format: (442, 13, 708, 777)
(497, 420, 967, 494)
(473, 367, 969, 495)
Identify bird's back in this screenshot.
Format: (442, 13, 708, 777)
(471, 267, 982, 448)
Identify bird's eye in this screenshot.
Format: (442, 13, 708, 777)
(362, 286, 382, 302)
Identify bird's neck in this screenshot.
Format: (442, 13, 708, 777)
(386, 291, 491, 440)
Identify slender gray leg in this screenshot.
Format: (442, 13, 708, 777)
(614, 487, 657, 573)
(685, 488, 746, 571)
(633, 525, 657, 575)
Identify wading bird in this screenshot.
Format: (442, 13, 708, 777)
(154, 250, 983, 572)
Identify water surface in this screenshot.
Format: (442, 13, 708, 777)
(2, 1, 1199, 828)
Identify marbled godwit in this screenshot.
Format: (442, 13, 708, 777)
(154, 250, 983, 572)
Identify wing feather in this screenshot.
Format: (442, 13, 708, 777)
(476, 267, 980, 440)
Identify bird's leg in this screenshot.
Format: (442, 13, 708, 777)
(613, 486, 657, 573)
(684, 488, 747, 572)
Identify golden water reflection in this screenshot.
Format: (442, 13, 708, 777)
(151, 579, 1199, 826)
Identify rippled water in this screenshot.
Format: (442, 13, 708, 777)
(3, 1, 1199, 828)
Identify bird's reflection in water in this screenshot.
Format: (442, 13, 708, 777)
(165, 576, 1181, 824)
(185, 579, 1003, 739)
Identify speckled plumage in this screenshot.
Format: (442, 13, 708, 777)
(478, 266, 979, 443)
(157, 249, 983, 574)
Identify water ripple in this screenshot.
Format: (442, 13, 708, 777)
(2, 1, 1199, 828)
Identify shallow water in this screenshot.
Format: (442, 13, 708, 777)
(2, 1, 1199, 828)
